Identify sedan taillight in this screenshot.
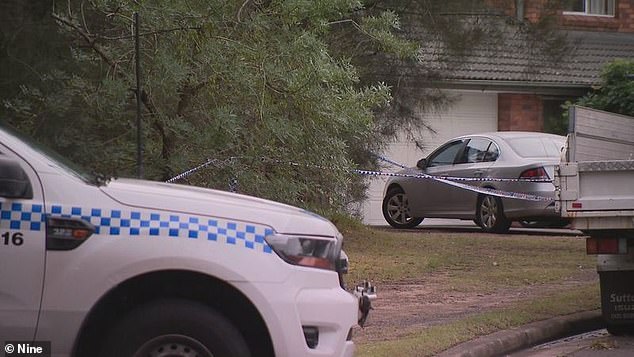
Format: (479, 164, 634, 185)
(519, 167, 549, 180)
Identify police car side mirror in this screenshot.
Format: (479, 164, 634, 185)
(0, 157, 33, 199)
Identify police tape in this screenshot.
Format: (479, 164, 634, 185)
(354, 169, 553, 202)
(374, 154, 408, 169)
(373, 155, 551, 183)
(167, 156, 554, 202)
(169, 155, 552, 184)
(166, 157, 238, 183)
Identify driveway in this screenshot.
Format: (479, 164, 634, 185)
(355, 224, 592, 346)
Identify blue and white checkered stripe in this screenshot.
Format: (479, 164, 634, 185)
(0, 203, 45, 231)
(0, 203, 273, 254)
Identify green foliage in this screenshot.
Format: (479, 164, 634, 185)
(543, 111, 569, 136)
(567, 59, 634, 117)
(2, 0, 416, 214)
(359, 10, 418, 59)
(543, 100, 569, 136)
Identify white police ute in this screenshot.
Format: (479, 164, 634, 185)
(0, 124, 372, 357)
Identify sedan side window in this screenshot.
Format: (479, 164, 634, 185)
(457, 138, 499, 164)
(428, 140, 465, 167)
(461, 138, 490, 163)
(484, 143, 499, 162)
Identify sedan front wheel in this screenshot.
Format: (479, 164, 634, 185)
(382, 187, 423, 229)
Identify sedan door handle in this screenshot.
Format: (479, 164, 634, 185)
(473, 170, 484, 177)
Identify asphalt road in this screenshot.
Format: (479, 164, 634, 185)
(508, 329, 634, 357)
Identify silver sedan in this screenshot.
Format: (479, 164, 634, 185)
(382, 132, 567, 233)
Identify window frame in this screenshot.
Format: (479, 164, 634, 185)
(457, 138, 500, 164)
(426, 140, 466, 168)
(483, 140, 500, 163)
(562, 0, 616, 17)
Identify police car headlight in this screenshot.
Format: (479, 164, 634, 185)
(265, 233, 340, 270)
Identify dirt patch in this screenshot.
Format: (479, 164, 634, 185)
(354, 269, 598, 343)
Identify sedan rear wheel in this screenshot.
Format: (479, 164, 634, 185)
(382, 187, 423, 229)
(476, 195, 511, 233)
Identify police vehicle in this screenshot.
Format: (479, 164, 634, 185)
(0, 124, 371, 357)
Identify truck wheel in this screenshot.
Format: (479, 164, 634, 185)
(100, 299, 250, 357)
(382, 187, 423, 229)
(476, 195, 511, 234)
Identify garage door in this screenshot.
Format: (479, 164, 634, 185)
(360, 90, 498, 225)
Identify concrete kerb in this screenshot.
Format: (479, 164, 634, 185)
(436, 310, 604, 357)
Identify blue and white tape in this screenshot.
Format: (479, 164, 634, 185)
(352, 169, 552, 202)
(166, 158, 236, 183)
(374, 155, 408, 169)
(167, 156, 554, 202)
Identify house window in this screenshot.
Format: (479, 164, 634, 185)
(543, 98, 570, 136)
(563, 0, 616, 16)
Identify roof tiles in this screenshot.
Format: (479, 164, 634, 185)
(420, 30, 634, 86)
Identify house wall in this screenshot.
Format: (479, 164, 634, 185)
(497, 94, 544, 132)
(489, 0, 632, 132)
(559, 0, 634, 32)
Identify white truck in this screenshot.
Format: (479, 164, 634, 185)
(555, 105, 634, 334)
(0, 123, 373, 357)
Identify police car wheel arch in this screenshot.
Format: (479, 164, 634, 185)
(99, 298, 251, 357)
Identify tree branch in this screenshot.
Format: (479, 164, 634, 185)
(52, 10, 199, 180)
(327, 19, 382, 44)
(98, 26, 203, 41)
(53, 12, 159, 116)
(51, 12, 115, 67)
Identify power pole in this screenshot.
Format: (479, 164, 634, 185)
(135, 12, 144, 179)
